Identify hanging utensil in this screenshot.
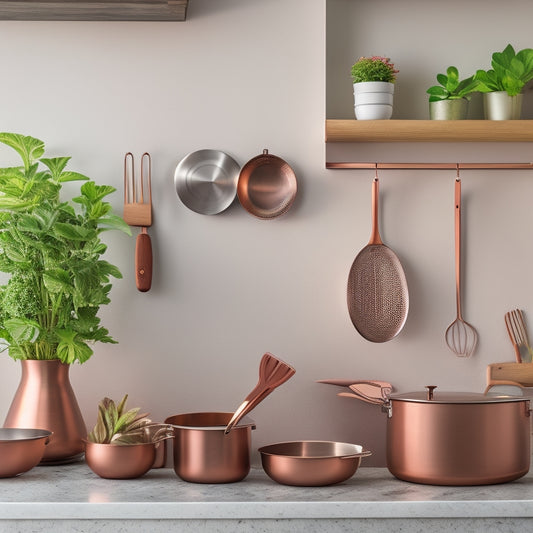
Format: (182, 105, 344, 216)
(237, 149, 297, 219)
(123, 152, 153, 292)
(174, 149, 240, 215)
(347, 172, 409, 342)
(445, 174, 477, 357)
(505, 309, 533, 363)
(224, 353, 295, 435)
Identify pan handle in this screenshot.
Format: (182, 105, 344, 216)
(340, 449, 372, 459)
(348, 382, 391, 405)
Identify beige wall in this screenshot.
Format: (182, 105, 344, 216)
(0, 0, 532, 467)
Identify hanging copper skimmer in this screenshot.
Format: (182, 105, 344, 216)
(347, 173, 409, 342)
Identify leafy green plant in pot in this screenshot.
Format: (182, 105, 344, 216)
(426, 66, 479, 120)
(350, 56, 399, 120)
(474, 44, 533, 120)
(0, 132, 131, 463)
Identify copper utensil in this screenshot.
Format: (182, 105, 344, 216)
(224, 353, 295, 434)
(0, 428, 52, 478)
(123, 152, 152, 292)
(445, 177, 477, 357)
(258, 441, 371, 486)
(237, 149, 297, 219)
(504, 309, 533, 363)
(347, 174, 409, 342)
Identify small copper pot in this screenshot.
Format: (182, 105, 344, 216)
(84, 441, 157, 479)
(165, 412, 255, 483)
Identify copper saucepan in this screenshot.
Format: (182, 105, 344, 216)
(237, 149, 297, 219)
(165, 412, 256, 483)
(325, 381, 531, 486)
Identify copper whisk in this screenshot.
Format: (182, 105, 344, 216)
(445, 175, 478, 357)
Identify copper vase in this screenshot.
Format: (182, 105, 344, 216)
(3, 360, 86, 463)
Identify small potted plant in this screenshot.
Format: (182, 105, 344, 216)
(426, 66, 479, 120)
(474, 44, 533, 120)
(0, 132, 131, 463)
(85, 394, 174, 479)
(350, 56, 399, 120)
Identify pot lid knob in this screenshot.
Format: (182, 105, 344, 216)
(425, 385, 437, 400)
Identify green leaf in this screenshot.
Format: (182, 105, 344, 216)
(39, 157, 70, 180)
(436, 73, 448, 86)
(43, 269, 72, 294)
(0, 133, 45, 172)
(57, 171, 90, 183)
(4, 318, 40, 344)
(53, 222, 93, 241)
(97, 214, 132, 235)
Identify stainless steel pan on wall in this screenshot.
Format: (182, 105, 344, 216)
(174, 149, 240, 215)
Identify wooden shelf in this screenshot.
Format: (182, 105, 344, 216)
(0, 1, 188, 21)
(326, 119, 533, 143)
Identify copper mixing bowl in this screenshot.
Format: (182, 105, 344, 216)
(258, 440, 371, 486)
(0, 428, 52, 478)
(84, 440, 157, 479)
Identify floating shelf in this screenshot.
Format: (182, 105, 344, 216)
(325, 119, 533, 143)
(0, 0, 188, 21)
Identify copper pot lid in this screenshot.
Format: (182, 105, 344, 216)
(391, 386, 527, 404)
(237, 149, 297, 219)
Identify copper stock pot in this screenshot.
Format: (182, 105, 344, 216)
(349, 383, 531, 485)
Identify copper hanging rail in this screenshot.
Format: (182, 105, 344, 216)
(326, 162, 533, 170)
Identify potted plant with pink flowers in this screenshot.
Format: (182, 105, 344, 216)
(350, 56, 399, 120)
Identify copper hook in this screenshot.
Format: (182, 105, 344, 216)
(456, 163, 460, 182)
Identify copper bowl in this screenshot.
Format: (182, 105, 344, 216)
(165, 412, 256, 483)
(84, 440, 157, 479)
(0, 428, 52, 478)
(258, 440, 371, 486)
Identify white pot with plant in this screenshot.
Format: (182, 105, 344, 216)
(0, 133, 131, 463)
(351, 56, 399, 120)
(474, 44, 533, 120)
(426, 66, 479, 120)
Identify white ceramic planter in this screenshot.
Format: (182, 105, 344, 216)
(353, 81, 394, 120)
(483, 91, 523, 120)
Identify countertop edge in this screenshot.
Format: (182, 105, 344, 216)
(2, 500, 533, 520)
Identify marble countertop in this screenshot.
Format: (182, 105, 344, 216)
(1, 463, 533, 521)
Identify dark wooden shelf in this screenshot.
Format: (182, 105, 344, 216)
(0, 1, 188, 21)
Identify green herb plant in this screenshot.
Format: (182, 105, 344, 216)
(351, 56, 399, 84)
(426, 66, 479, 102)
(0, 133, 130, 364)
(474, 44, 533, 96)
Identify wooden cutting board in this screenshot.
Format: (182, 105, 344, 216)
(486, 362, 533, 388)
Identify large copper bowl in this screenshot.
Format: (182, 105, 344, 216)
(258, 441, 371, 486)
(84, 441, 156, 479)
(0, 428, 52, 478)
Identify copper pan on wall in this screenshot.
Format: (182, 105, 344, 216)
(237, 149, 297, 219)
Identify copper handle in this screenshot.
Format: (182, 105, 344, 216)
(369, 176, 383, 245)
(454, 177, 462, 320)
(426, 385, 437, 400)
(135, 230, 152, 292)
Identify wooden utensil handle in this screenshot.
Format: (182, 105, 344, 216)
(487, 362, 533, 387)
(135, 230, 152, 292)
